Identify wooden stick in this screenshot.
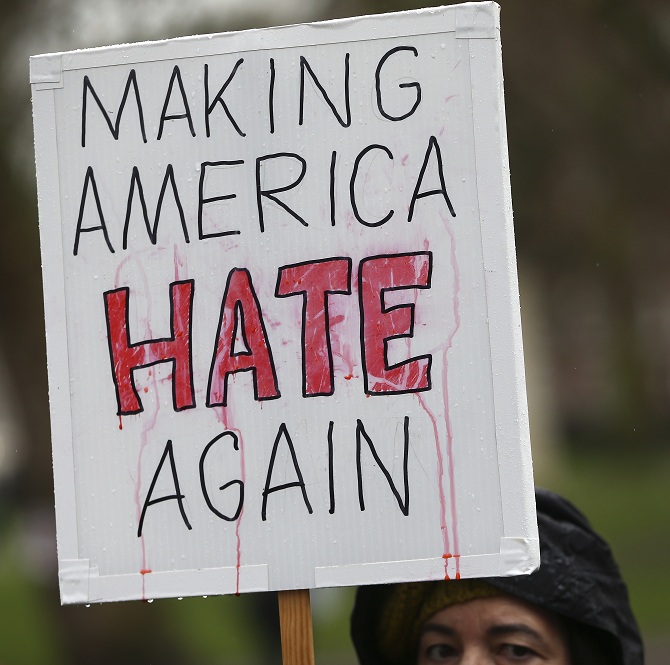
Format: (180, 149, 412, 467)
(278, 589, 316, 665)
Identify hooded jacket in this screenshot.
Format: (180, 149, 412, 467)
(350, 488, 643, 665)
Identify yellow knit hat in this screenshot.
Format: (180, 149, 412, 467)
(377, 579, 502, 664)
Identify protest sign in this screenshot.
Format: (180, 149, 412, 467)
(31, 2, 538, 604)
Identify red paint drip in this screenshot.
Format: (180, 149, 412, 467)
(442, 553, 452, 580)
(134, 324, 162, 603)
(173, 244, 184, 282)
(418, 391, 450, 578)
(416, 260, 451, 579)
(441, 554, 462, 580)
(118, 415, 123, 430)
(416, 217, 462, 579)
(443, 215, 462, 579)
(140, 568, 156, 601)
(213, 405, 245, 596)
(443, 346, 462, 580)
(234, 430, 246, 596)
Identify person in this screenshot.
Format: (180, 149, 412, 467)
(350, 488, 644, 665)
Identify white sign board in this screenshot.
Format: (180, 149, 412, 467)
(31, 2, 538, 605)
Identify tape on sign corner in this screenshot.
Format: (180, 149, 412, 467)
(454, 2, 499, 40)
(498, 537, 540, 576)
(30, 54, 64, 89)
(59, 558, 101, 605)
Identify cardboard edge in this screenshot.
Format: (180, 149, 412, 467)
(466, 15, 537, 540)
(60, 562, 270, 604)
(32, 2, 538, 602)
(32, 87, 81, 568)
(315, 558, 449, 588)
(28, 4, 468, 72)
(314, 537, 540, 588)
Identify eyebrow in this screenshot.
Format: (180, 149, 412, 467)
(420, 623, 548, 647)
(486, 624, 545, 642)
(486, 623, 551, 650)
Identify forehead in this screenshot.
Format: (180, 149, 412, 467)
(424, 595, 565, 637)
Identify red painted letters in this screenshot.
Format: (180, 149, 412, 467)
(276, 258, 352, 397)
(207, 268, 280, 406)
(104, 253, 433, 414)
(104, 280, 195, 415)
(359, 252, 432, 394)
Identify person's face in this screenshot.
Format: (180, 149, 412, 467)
(415, 595, 571, 665)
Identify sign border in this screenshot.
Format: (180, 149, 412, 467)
(32, 2, 539, 604)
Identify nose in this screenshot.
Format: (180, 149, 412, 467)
(460, 646, 494, 665)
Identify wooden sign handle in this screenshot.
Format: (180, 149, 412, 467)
(278, 589, 316, 665)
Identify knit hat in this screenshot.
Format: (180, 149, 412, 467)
(377, 579, 501, 664)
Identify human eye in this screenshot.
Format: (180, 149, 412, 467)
(498, 643, 541, 662)
(422, 643, 458, 663)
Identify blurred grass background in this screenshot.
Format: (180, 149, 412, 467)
(554, 451, 670, 635)
(1, 0, 669, 663)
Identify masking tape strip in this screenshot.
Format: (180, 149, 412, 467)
(455, 2, 498, 39)
(30, 54, 63, 88)
(315, 537, 539, 588)
(315, 558, 448, 588)
(60, 559, 96, 604)
(498, 537, 540, 576)
(59, 560, 268, 604)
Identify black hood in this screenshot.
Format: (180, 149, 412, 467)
(351, 488, 643, 665)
